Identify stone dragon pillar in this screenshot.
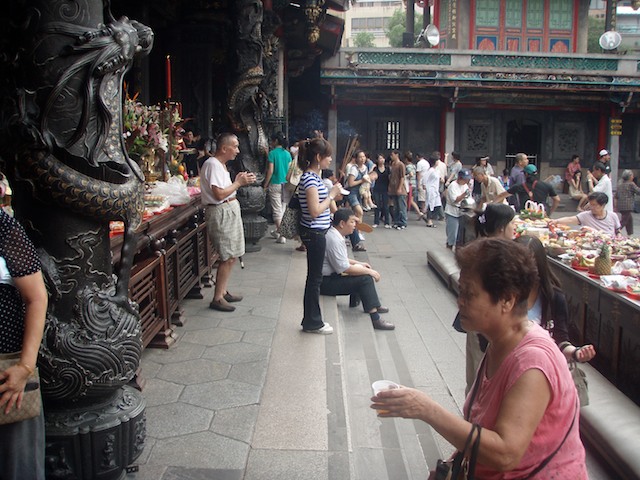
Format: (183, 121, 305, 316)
(228, 0, 282, 251)
(0, 1, 152, 478)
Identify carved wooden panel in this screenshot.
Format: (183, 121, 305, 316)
(549, 258, 640, 406)
(129, 256, 167, 348)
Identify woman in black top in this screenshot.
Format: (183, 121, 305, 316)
(515, 235, 596, 363)
(0, 209, 48, 480)
(372, 153, 391, 228)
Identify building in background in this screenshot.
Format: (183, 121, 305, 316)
(322, 0, 640, 188)
(340, 0, 426, 47)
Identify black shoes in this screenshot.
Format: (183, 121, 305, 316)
(372, 318, 395, 330)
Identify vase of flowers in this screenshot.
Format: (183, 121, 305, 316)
(123, 94, 170, 180)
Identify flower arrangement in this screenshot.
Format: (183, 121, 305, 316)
(123, 94, 169, 157)
(122, 92, 185, 180)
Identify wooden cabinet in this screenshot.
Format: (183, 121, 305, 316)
(111, 196, 217, 348)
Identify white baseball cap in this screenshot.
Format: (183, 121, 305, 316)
(599, 149, 609, 157)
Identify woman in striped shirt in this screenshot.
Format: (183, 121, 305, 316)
(298, 138, 343, 334)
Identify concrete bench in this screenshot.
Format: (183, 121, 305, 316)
(427, 249, 640, 479)
(579, 364, 640, 480)
(426, 249, 459, 292)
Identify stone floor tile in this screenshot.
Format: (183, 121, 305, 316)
(143, 341, 206, 365)
(181, 327, 243, 346)
(174, 313, 221, 331)
(180, 379, 260, 410)
(244, 449, 329, 480)
(241, 329, 274, 347)
(162, 467, 243, 480)
(145, 402, 213, 438)
(157, 358, 230, 385)
(228, 360, 268, 386)
(141, 378, 184, 407)
(147, 431, 249, 470)
(125, 464, 167, 480)
(202, 342, 269, 364)
(218, 314, 277, 332)
(210, 404, 259, 443)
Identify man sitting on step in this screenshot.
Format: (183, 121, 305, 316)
(320, 208, 395, 330)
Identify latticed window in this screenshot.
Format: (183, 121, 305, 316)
(476, 0, 500, 27)
(526, 0, 544, 29)
(376, 120, 401, 151)
(505, 0, 522, 28)
(549, 0, 573, 30)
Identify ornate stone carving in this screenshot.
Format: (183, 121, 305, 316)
(0, 1, 150, 478)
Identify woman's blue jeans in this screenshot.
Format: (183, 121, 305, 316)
(299, 225, 329, 330)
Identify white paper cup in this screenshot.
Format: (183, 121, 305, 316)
(371, 380, 400, 396)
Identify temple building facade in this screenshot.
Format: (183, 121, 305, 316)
(321, 0, 640, 183)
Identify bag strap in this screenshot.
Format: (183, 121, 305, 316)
(522, 399, 578, 479)
(464, 354, 486, 420)
(467, 424, 482, 479)
(451, 423, 480, 479)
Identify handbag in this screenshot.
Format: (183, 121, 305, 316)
(569, 360, 589, 407)
(432, 424, 482, 480)
(0, 352, 42, 425)
(279, 187, 301, 240)
(430, 357, 485, 480)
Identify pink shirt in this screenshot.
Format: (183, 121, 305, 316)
(466, 324, 587, 479)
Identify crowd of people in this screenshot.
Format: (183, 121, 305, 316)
(3, 129, 635, 478)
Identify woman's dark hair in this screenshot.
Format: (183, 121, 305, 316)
(514, 235, 560, 329)
(571, 154, 580, 162)
(456, 238, 537, 313)
(573, 170, 582, 180)
(587, 191, 608, 205)
(475, 204, 515, 238)
(194, 138, 208, 151)
(297, 137, 332, 171)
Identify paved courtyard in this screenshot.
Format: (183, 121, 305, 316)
(128, 204, 615, 480)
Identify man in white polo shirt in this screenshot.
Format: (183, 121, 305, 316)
(201, 133, 256, 312)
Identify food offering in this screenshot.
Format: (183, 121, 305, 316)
(518, 200, 546, 220)
(513, 203, 640, 301)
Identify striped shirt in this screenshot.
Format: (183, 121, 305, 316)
(299, 171, 331, 229)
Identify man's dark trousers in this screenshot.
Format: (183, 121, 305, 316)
(320, 274, 380, 312)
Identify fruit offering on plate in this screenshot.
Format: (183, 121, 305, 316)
(571, 252, 595, 270)
(627, 283, 640, 299)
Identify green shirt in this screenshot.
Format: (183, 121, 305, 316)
(267, 147, 292, 185)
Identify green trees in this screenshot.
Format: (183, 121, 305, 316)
(386, 9, 424, 48)
(354, 31, 375, 48)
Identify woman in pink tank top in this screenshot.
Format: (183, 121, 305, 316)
(371, 238, 587, 478)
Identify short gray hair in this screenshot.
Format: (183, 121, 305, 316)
(622, 169, 634, 181)
(472, 166, 487, 176)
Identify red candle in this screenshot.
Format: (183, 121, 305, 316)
(166, 55, 172, 99)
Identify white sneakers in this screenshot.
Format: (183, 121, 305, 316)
(303, 323, 334, 334)
(276, 236, 286, 244)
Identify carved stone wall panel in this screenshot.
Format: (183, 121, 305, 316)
(460, 117, 494, 162)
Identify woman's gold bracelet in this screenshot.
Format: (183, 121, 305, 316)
(16, 362, 35, 376)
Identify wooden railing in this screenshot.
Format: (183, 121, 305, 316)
(111, 195, 217, 348)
